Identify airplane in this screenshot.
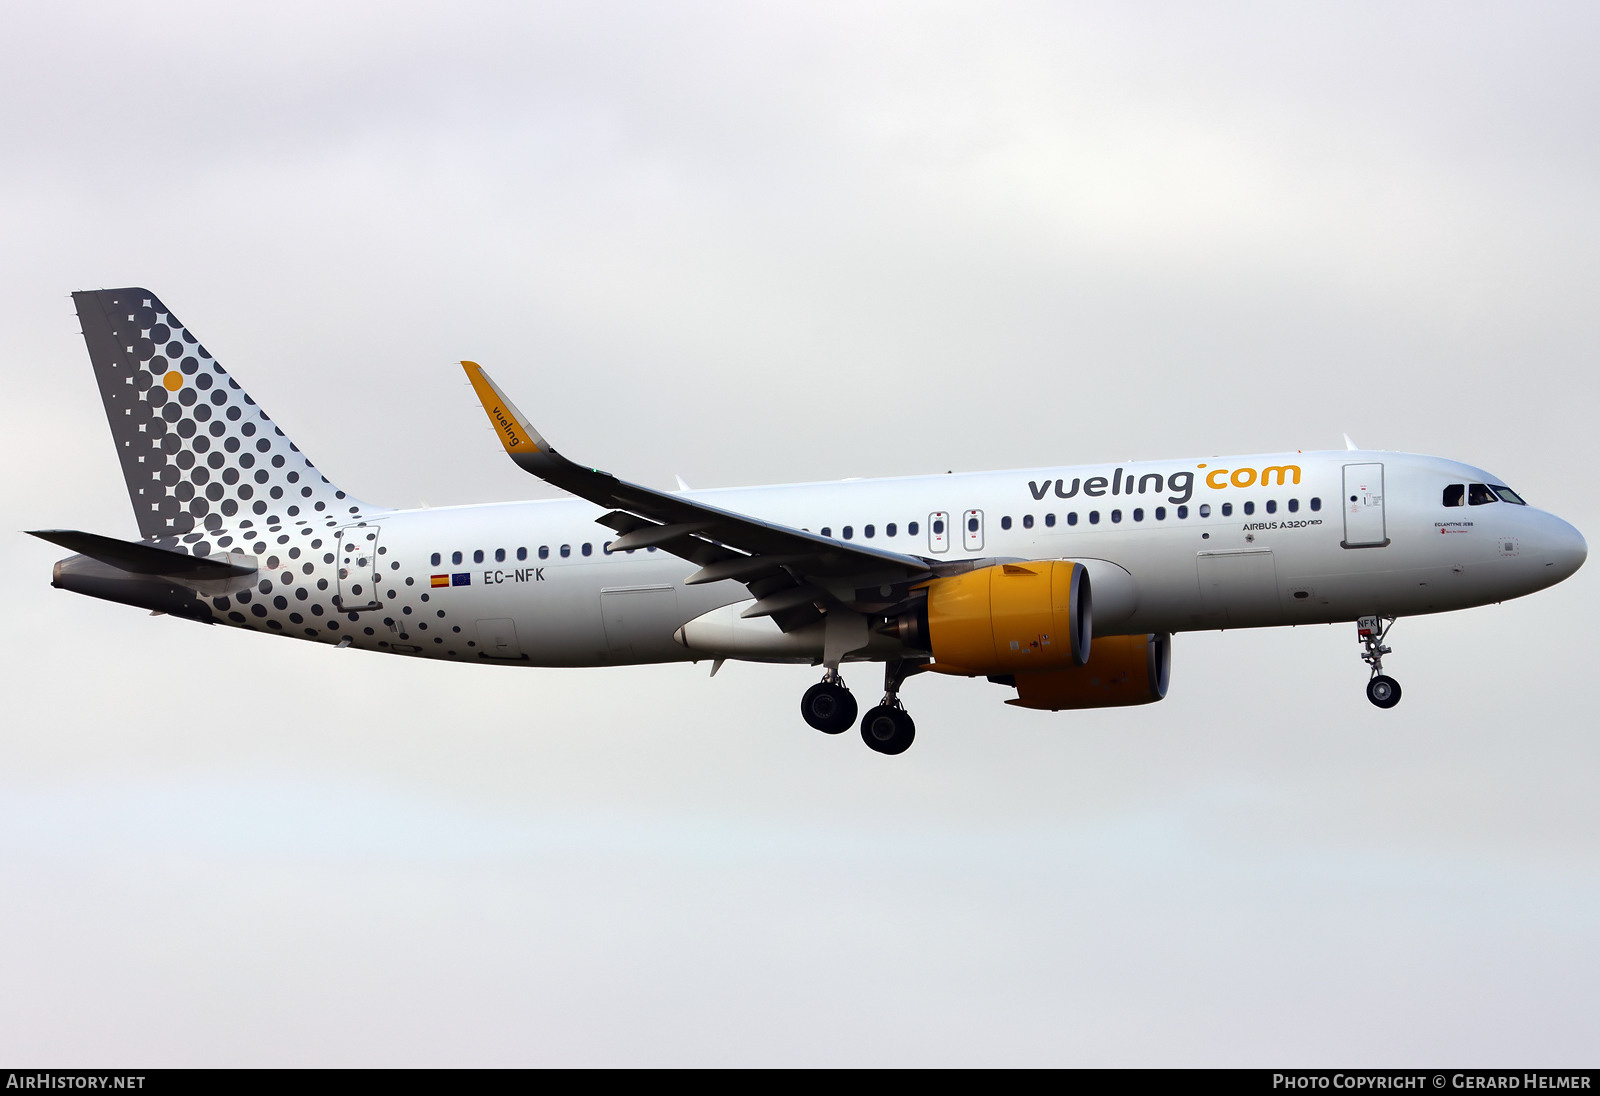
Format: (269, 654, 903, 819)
(31, 288, 1587, 755)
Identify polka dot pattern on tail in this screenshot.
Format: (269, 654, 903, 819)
(73, 288, 380, 546)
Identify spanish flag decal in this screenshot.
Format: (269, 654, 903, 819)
(430, 574, 449, 588)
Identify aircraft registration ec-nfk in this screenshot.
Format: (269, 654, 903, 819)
(33, 289, 1588, 755)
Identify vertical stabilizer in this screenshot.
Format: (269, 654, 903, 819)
(73, 288, 378, 548)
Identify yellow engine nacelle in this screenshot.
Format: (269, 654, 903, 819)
(906, 561, 1091, 676)
(1006, 633, 1171, 711)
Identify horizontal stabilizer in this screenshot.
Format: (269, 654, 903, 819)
(27, 529, 256, 579)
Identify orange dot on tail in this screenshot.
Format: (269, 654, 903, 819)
(162, 370, 183, 391)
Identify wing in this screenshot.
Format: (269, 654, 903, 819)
(461, 362, 934, 631)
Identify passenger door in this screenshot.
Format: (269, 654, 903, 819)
(333, 522, 382, 611)
(1341, 463, 1389, 548)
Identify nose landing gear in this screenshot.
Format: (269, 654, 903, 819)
(1366, 675, 1401, 708)
(1358, 615, 1402, 709)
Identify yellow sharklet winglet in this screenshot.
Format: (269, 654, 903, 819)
(461, 361, 548, 456)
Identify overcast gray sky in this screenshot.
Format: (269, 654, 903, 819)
(3, 0, 1598, 1066)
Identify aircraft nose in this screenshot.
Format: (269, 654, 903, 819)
(1544, 516, 1587, 583)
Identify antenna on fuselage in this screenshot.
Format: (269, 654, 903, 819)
(1343, 433, 1359, 451)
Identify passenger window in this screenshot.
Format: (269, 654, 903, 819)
(1133, 508, 1144, 521)
(582, 543, 592, 556)
(843, 526, 854, 540)
(1044, 514, 1055, 528)
(559, 544, 571, 558)
(864, 524, 875, 538)
(1287, 499, 1299, 513)
(1243, 501, 1255, 515)
(821, 527, 832, 538)
(1000, 516, 1012, 530)
(1066, 513, 1077, 526)
(1177, 505, 1189, 519)
(909, 521, 919, 536)
(538, 546, 549, 560)
(1110, 510, 1122, 523)
(967, 516, 979, 532)
(1309, 498, 1322, 511)
(931, 519, 944, 535)
(1198, 504, 1211, 517)
(473, 549, 484, 564)
(1443, 484, 1464, 506)
(1155, 507, 1166, 520)
(517, 547, 527, 561)
(1022, 514, 1034, 529)
(1266, 500, 1277, 514)
(451, 551, 463, 565)
(887, 523, 897, 536)
(1089, 511, 1100, 525)
(494, 548, 505, 563)
(1469, 483, 1498, 505)
(430, 552, 441, 567)
(1221, 503, 1233, 517)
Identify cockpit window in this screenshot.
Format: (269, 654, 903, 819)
(1442, 484, 1464, 507)
(1468, 483, 1498, 505)
(1490, 485, 1527, 505)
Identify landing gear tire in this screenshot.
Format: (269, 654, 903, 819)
(860, 706, 916, 755)
(801, 682, 856, 733)
(1366, 675, 1402, 709)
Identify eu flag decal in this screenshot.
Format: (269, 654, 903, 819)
(451, 573, 471, 587)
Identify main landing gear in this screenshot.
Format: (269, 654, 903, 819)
(1357, 615, 1402, 709)
(861, 659, 919, 755)
(800, 671, 856, 734)
(800, 660, 923, 754)
(860, 703, 915, 756)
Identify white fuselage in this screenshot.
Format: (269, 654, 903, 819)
(204, 449, 1584, 668)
